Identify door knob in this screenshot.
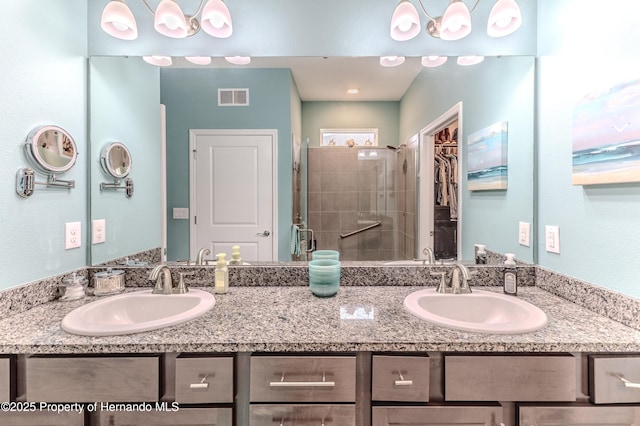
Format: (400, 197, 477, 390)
(257, 230, 271, 237)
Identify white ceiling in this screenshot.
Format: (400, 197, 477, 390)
(170, 56, 425, 102)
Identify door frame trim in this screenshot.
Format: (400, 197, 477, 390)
(188, 128, 279, 261)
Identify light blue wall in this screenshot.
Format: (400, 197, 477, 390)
(536, 0, 640, 297)
(89, 57, 162, 264)
(161, 68, 293, 261)
(0, 1, 87, 290)
(400, 57, 536, 262)
(302, 102, 400, 147)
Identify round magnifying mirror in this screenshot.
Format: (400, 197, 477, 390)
(100, 142, 132, 179)
(25, 125, 78, 174)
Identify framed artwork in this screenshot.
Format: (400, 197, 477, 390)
(572, 77, 640, 185)
(320, 128, 378, 147)
(467, 121, 508, 191)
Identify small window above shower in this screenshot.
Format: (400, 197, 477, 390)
(320, 128, 378, 147)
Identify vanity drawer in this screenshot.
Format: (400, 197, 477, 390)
(0, 357, 10, 402)
(250, 404, 355, 426)
(373, 405, 503, 426)
(372, 355, 429, 402)
(250, 355, 356, 402)
(23, 355, 159, 402)
(589, 355, 640, 404)
(92, 407, 232, 426)
(175, 355, 234, 403)
(444, 354, 576, 401)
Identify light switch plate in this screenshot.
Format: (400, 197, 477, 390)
(518, 221, 531, 247)
(545, 225, 560, 254)
(92, 219, 106, 244)
(173, 207, 189, 219)
(65, 222, 82, 250)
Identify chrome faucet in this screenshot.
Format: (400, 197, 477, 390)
(422, 247, 436, 265)
(149, 265, 173, 295)
(196, 248, 211, 265)
(450, 264, 472, 294)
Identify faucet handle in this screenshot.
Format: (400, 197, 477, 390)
(174, 272, 193, 294)
(430, 271, 449, 293)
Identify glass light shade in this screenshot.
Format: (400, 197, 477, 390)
(457, 55, 485, 66)
(185, 56, 212, 65)
(421, 56, 448, 67)
(101, 0, 138, 40)
(225, 56, 251, 65)
(440, 0, 472, 41)
(154, 0, 188, 38)
(380, 56, 406, 67)
(143, 56, 173, 67)
(487, 0, 522, 37)
(201, 0, 233, 38)
(390, 0, 421, 41)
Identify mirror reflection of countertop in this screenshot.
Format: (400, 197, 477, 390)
(1, 286, 640, 354)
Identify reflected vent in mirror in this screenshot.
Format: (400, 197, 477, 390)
(218, 88, 249, 106)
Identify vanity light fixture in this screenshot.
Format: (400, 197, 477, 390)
(100, 0, 233, 40)
(143, 55, 173, 66)
(224, 56, 251, 65)
(421, 55, 448, 67)
(185, 56, 212, 65)
(457, 55, 485, 66)
(390, 0, 522, 41)
(380, 56, 406, 67)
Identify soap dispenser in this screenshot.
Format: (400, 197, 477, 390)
(503, 253, 518, 295)
(215, 253, 229, 294)
(229, 245, 243, 266)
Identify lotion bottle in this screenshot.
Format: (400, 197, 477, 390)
(215, 253, 229, 294)
(503, 253, 518, 295)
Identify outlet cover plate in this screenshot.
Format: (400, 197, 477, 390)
(92, 219, 106, 244)
(518, 221, 531, 247)
(545, 225, 560, 254)
(173, 207, 189, 219)
(65, 222, 82, 250)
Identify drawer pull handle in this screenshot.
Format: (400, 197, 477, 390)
(190, 375, 209, 389)
(270, 372, 335, 388)
(617, 374, 640, 389)
(279, 418, 327, 425)
(394, 371, 413, 386)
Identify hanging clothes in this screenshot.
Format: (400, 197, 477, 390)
(434, 144, 458, 221)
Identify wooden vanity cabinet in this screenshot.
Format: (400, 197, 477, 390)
(373, 405, 503, 426)
(519, 404, 640, 425)
(1, 356, 10, 402)
(90, 407, 232, 426)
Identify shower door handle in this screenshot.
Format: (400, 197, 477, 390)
(257, 230, 271, 237)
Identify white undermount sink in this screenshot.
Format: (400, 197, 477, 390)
(404, 288, 548, 334)
(61, 289, 216, 336)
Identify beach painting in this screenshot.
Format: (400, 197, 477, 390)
(467, 121, 508, 191)
(572, 78, 640, 185)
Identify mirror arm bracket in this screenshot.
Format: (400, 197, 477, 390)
(16, 167, 75, 198)
(101, 178, 134, 198)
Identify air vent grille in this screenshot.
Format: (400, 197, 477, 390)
(218, 88, 249, 106)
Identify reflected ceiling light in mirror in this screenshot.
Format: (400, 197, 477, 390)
(143, 56, 173, 67)
(225, 56, 251, 65)
(154, 0, 190, 38)
(487, 0, 522, 37)
(457, 55, 484, 66)
(185, 56, 212, 65)
(380, 56, 406, 67)
(421, 56, 448, 67)
(390, 0, 421, 41)
(101, 0, 138, 40)
(347, 88, 360, 95)
(201, 0, 233, 38)
(440, 0, 472, 40)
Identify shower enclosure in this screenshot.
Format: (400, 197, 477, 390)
(293, 145, 417, 261)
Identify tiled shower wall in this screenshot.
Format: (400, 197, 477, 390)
(307, 147, 417, 261)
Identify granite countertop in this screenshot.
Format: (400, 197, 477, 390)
(1, 285, 640, 354)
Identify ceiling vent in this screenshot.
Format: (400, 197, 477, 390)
(218, 88, 249, 106)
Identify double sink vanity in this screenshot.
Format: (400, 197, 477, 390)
(1, 263, 640, 425)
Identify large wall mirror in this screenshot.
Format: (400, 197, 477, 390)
(88, 55, 535, 266)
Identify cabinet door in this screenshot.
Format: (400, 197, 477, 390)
(0, 357, 10, 402)
(519, 404, 640, 425)
(91, 407, 232, 426)
(250, 404, 355, 426)
(372, 405, 503, 426)
(0, 411, 84, 425)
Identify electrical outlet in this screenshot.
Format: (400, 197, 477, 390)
(545, 225, 560, 254)
(92, 219, 106, 244)
(518, 221, 531, 247)
(65, 222, 82, 250)
(173, 207, 189, 219)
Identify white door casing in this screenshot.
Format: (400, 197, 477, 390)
(189, 129, 277, 262)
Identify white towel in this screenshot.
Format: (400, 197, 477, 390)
(291, 225, 301, 256)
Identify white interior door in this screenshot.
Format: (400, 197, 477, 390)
(190, 129, 277, 262)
